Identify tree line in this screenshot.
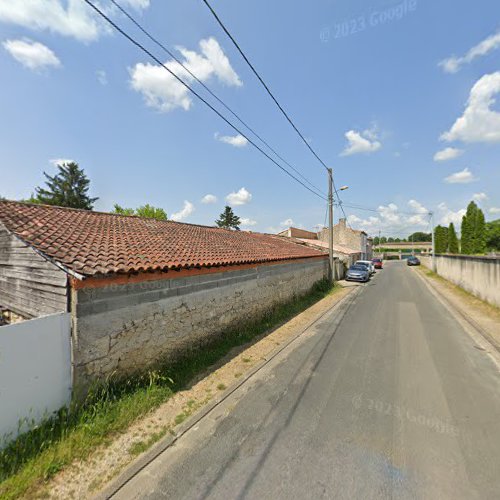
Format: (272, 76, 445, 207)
(10, 161, 243, 229)
(433, 201, 498, 255)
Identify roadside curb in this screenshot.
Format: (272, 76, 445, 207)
(413, 267, 500, 355)
(94, 285, 360, 500)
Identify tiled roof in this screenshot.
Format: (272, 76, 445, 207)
(295, 238, 359, 255)
(0, 201, 325, 277)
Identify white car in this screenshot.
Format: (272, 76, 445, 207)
(355, 260, 375, 275)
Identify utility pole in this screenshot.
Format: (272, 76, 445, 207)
(328, 168, 334, 283)
(430, 211, 436, 271)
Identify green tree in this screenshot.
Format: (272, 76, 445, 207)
(373, 236, 380, 246)
(112, 203, 167, 220)
(380, 236, 387, 244)
(35, 162, 98, 210)
(448, 222, 459, 254)
(113, 204, 135, 216)
(216, 205, 241, 230)
(474, 208, 486, 254)
(408, 231, 431, 242)
(485, 219, 500, 251)
(460, 201, 487, 254)
(434, 225, 449, 253)
(388, 237, 395, 243)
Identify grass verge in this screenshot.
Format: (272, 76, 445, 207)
(0, 278, 338, 499)
(420, 266, 499, 314)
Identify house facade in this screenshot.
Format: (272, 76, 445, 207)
(318, 218, 373, 260)
(0, 201, 328, 392)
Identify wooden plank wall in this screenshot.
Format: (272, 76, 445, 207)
(0, 224, 68, 318)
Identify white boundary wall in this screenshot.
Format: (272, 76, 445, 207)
(0, 313, 72, 444)
(421, 255, 500, 307)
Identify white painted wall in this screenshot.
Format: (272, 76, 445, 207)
(0, 313, 72, 445)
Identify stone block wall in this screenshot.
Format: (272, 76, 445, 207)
(72, 258, 328, 387)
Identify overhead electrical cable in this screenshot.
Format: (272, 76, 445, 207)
(83, 0, 326, 201)
(200, 0, 351, 221)
(108, 0, 325, 197)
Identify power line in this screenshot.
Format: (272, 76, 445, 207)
(83, 0, 326, 201)
(342, 202, 423, 217)
(108, 0, 325, 197)
(200, 0, 348, 205)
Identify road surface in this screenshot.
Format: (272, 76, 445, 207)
(112, 261, 500, 500)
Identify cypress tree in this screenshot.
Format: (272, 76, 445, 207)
(434, 225, 448, 253)
(448, 222, 459, 254)
(460, 202, 475, 254)
(474, 208, 486, 254)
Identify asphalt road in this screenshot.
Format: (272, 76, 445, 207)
(113, 262, 500, 500)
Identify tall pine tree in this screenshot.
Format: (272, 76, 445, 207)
(35, 162, 98, 210)
(448, 222, 459, 254)
(216, 206, 241, 230)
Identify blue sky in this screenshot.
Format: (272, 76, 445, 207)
(0, 0, 499, 237)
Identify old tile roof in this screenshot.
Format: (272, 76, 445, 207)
(0, 201, 325, 278)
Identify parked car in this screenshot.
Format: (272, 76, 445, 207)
(346, 265, 370, 282)
(355, 260, 375, 275)
(407, 256, 421, 266)
(372, 258, 383, 269)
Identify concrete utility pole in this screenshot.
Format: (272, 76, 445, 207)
(328, 168, 335, 283)
(430, 211, 436, 271)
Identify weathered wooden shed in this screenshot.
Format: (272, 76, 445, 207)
(0, 222, 68, 319)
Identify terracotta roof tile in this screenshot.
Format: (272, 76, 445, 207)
(0, 201, 325, 278)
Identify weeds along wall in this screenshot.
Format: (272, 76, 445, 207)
(72, 257, 328, 388)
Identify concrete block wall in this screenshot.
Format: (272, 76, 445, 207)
(421, 255, 500, 307)
(72, 258, 328, 387)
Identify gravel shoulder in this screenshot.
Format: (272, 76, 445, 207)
(44, 285, 353, 499)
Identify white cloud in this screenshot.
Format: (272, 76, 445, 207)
(472, 192, 488, 202)
(441, 72, 500, 143)
(225, 187, 252, 206)
(96, 69, 107, 85)
(489, 207, 500, 214)
(346, 199, 433, 235)
(240, 217, 257, 227)
(340, 128, 381, 156)
(439, 31, 500, 73)
(433, 147, 464, 162)
(280, 218, 294, 227)
(215, 133, 248, 147)
(129, 37, 241, 113)
(437, 202, 466, 226)
(49, 158, 74, 166)
(201, 194, 217, 204)
(0, 0, 149, 43)
(3, 38, 60, 70)
(444, 167, 477, 184)
(171, 200, 194, 221)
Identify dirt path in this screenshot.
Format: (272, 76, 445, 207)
(45, 286, 352, 499)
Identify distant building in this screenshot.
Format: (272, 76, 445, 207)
(276, 227, 318, 239)
(276, 226, 362, 271)
(318, 218, 373, 260)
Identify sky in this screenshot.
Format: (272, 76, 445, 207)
(0, 0, 499, 237)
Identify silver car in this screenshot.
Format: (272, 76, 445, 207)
(346, 265, 370, 282)
(355, 260, 375, 275)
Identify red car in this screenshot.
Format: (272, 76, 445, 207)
(372, 258, 383, 269)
